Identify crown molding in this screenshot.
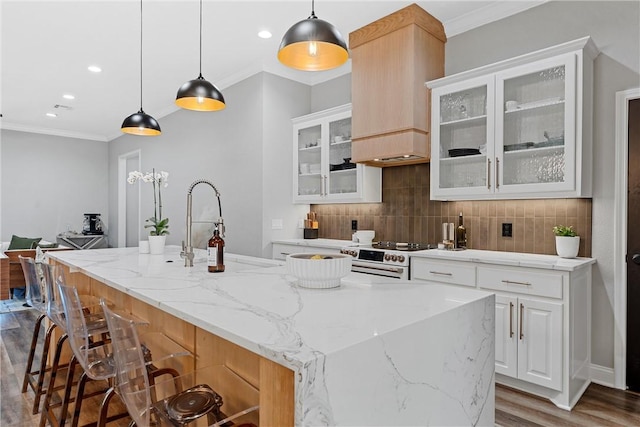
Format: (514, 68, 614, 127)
(1, 121, 107, 142)
(444, 0, 548, 37)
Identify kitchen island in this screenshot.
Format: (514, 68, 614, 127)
(48, 246, 495, 426)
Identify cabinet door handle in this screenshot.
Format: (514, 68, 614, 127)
(323, 175, 328, 196)
(501, 279, 532, 286)
(509, 302, 514, 338)
(496, 157, 500, 189)
(519, 303, 524, 340)
(429, 271, 453, 276)
(280, 252, 291, 256)
(487, 158, 492, 190)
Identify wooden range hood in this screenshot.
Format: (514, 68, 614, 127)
(350, 4, 446, 167)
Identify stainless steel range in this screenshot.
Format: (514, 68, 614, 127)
(340, 242, 436, 280)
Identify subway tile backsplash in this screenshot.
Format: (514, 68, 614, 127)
(312, 163, 592, 257)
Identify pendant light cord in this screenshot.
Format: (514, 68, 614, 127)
(199, 0, 203, 77)
(139, 0, 144, 111)
(309, 0, 317, 19)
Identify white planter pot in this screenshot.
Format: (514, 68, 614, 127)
(555, 236, 580, 258)
(148, 235, 166, 255)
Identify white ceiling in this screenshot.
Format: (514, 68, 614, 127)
(0, 0, 545, 142)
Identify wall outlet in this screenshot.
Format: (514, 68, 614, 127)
(502, 223, 513, 237)
(351, 219, 358, 231)
(298, 219, 305, 229)
(271, 219, 283, 230)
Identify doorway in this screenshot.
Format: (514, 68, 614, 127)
(117, 150, 141, 248)
(626, 98, 640, 391)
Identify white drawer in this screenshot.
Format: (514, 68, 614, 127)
(477, 266, 563, 299)
(411, 259, 476, 287)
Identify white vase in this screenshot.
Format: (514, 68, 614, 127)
(148, 235, 166, 255)
(555, 236, 580, 258)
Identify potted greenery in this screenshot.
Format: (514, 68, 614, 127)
(552, 225, 580, 258)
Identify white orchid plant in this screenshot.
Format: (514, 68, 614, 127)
(127, 169, 170, 236)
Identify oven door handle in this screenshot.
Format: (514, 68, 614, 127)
(352, 262, 404, 274)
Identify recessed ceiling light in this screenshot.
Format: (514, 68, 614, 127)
(46, 112, 57, 118)
(258, 30, 272, 39)
(63, 94, 75, 100)
(88, 65, 102, 73)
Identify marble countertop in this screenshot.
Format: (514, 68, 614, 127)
(410, 248, 595, 271)
(47, 245, 490, 366)
(47, 245, 495, 425)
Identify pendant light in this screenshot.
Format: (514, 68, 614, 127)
(121, 0, 161, 136)
(278, 0, 348, 71)
(175, 0, 225, 112)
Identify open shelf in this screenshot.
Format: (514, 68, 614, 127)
(503, 145, 564, 156)
(505, 97, 564, 114)
(440, 115, 487, 126)
(440, 153, 486, 163)
(330, 139, 352, 146)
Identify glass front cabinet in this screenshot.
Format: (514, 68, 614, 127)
(292, 104, 381, 204)
(428, 37, 598, 200)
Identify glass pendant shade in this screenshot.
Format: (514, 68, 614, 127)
(121, 109, 161, 136)
(176, 74, 225, 111)
(278, 15, 348, 71)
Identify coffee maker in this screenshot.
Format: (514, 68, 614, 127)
(82, 213, 104, 235)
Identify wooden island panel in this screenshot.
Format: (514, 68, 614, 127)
(54, 260, 295, 426)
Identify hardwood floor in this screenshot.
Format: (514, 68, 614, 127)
(0, 308, 129, 427)
(2, 308, 640, 426)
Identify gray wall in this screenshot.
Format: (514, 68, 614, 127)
(445, 0, 640, 369)
(311, 74, 352, 112)
(108, 72, 311, 258)
(0, 129, 108, 242)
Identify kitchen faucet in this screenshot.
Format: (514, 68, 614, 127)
(181, 179, 224, 267)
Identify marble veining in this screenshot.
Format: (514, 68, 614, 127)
(48, 246, 495, 426)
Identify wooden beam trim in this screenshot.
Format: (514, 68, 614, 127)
(349, 3, 446, 49)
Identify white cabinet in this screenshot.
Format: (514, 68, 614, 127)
(410, 252, 592, 410)
(292, 104, 381, 204)
(494, 295, 563, 391)
(427, 37, 598, 200)
(410, 258, 476, 287)
(495, 295, 518, 378)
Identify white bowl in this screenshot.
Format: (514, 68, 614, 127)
(286, 253, 352, 289)
(355, 230, 375, 245)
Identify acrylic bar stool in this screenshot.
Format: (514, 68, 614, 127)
(38, 267, 112, 427)
(19, 255, 53, 414)
(18, 256, 101, 416)
(102, 301, 259, 427)
(56, 283, 191, 427)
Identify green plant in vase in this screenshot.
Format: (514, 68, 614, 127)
(552, 225, 579, 258)
(552, 225, 576, 237)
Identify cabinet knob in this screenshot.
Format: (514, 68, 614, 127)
(632, 254, 640, 265)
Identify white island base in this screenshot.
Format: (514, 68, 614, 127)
(48, 247, 495, 426)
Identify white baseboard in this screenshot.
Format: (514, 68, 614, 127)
(590, 363, 617, 388)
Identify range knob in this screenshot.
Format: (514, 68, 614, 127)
(390, 255, 398, 262)
(349, 250, 357, 257)
(384, 254, 391, 261)
(398, 255, 405, 263)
